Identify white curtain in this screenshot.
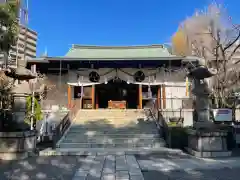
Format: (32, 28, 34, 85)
(67, 68, 187, 86)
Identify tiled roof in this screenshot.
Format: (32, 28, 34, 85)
(65, 44, 174, 59)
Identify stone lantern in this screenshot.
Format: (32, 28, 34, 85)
(7, 60, 36, 128)
(186, 64, 232, 157)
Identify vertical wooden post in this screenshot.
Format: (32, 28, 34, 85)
(162, 84, 166, 109)
(138, 84, 142, 109)
(157, 85, 161, 109)
(92, 85, 95, 109)
(96, 93, 99, 109)
(68, 85, 71, 108)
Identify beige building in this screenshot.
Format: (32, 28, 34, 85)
(9, 24, 37, 66)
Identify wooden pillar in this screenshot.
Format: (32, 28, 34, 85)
(96, 94, 99, 109)
(67, 85, 71, 108)
(157, 85, 161, 109)
(92, 85, 95, 109)
(162, 84, 166, 109)
(138, 84, 142, 109)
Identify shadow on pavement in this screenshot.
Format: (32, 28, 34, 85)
(0, 156, 86, 180)
(142, 167, 240, 180)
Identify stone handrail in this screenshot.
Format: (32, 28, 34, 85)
(147, 101, 168, 138)
(52, 113, 70, 148)
(51, 100, 80, 148)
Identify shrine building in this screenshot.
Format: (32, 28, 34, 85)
(27, 44, 198, 110)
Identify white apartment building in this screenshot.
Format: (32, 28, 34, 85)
(9, 24, 37, 66)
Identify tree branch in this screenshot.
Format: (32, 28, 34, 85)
(224, 30, 240, 51)
(228, 43, 240, 61)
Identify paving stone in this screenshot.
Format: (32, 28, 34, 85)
(89, 168, 102, 178)
(130, 175, 144, 180)
(101, 174, 115, 180)
(129, 169, 142, 176)
(103, 167, 115, 174)
(74, 168, 89, 177)
(80, 165, 92, 171)
(72, 176, 88, 180)
(116, 157, 128, 171)
(86, 174, 101, 180)
(116, 171, 129, 179)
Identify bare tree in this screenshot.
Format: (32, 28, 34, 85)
(172, 3, 240, 108)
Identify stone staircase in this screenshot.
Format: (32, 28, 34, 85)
(56, 109, 166, 151)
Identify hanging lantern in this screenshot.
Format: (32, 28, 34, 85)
(134, 71, 145, 82)
(89, 71, 100, 82)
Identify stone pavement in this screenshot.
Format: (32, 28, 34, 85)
(2, 153, 240, 179)
(0, 156, 83, 180)
(72, 154, 144, 180)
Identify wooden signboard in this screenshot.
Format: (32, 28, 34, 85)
(108, 100, 126, 109)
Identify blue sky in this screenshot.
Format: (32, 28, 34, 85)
(27, 0, 239, 57)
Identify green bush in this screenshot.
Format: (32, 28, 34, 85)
(167, 126, 189, 149)
(24, 96, 43, 124)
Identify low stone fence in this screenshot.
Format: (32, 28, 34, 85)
(0, 130, 37, 160)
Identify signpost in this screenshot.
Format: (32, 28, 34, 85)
(213, 108, 232, 122)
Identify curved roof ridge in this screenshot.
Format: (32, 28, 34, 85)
(72, 44, 164, 49)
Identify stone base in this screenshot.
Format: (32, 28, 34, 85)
(186, 128, 232, 158)
(0, 130, 37, 160)
(185, 147, 231, 158)
(0, 151, 37, 161)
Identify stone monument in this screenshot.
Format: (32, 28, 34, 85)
(186, 65, 232, 157)
(0, 61, 38, 160)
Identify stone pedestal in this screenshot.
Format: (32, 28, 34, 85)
(12, 93, 28, 124)
(186, 128, 232, 158)
(0, 130, 37, 160)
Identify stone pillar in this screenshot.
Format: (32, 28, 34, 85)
(191, 79, 211, 127)
(12, 93, 28, 125)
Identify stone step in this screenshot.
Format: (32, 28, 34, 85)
(58, 141, 166, 149)
(77, 110, 145, 113)
(62, 137, 161, 143)
(70, 123, 157, 129)
(40, 147, 184, 156)
(66, 130, 159, 134)
(64, 133, 159, 139)
(69, 126, 158, 130)
(79, 111, 144, 115)
(75, 117, 146, 120)
(75, 118, 146, 121)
